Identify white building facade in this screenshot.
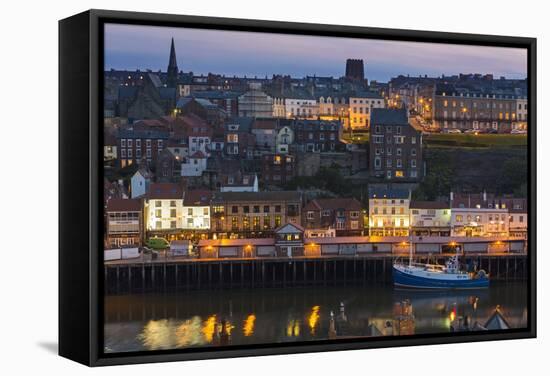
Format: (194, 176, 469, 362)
(450, 207, 509, 237)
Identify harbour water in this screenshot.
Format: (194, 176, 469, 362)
(104, 282, 528, 353)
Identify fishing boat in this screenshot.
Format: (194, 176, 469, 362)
(393, 238, 489, 289)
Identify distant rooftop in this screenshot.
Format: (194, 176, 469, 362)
(371, 108, 409, 126)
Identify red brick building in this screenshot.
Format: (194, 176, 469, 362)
(303, 198, 364, 236)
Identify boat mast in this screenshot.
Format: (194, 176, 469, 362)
(408, 202, 412, 267)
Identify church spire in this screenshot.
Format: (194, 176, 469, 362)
(166, 37, 179, 88)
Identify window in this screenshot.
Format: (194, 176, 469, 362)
(231, 206, 238, 214)
(170, 209, 176, 218)
(203, 207, 209, 216)
(395, 170, 404, 178)
(171, 221, 177, 229)
(411, 159, 417, 168)
(263, 205, 270, 213)
(307, 211, 315, 220)
(120, 139, 126, 147)
(155, 201, 162, 207)
(155, 209, 161, 218)
(187, 208, 193, 216)
(275, 205, 281, 213)
(243, 206, 250, 214)
(275, 215, 282, 227)
(411, 149, 417, 156)
(456, 215, 463, 222)
(253, 205, 260, 213)
(136, 139, 141, 148)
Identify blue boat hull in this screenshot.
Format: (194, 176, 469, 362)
(393, 267, 489, 290)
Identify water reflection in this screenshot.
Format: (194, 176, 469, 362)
(104, 282, 528, 353)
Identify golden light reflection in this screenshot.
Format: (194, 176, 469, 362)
(308, 306, 320, 335)
(223, 320, 235, 336)
(243, 314, 256, 337)
(202, 315, 217, 343)
(286, 319, 301, 337)
(175, 316, 205, 347)
(139, 319, 174, 350)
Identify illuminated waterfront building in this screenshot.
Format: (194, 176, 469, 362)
(210, 191, 302, 238)
(368, 187, 411, 237)
(105, 198, 143, 248)
(410, 201, 451, 237)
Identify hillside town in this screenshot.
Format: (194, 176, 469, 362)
(103, 38, 528, 259)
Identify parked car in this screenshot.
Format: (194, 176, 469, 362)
(486, 128, 498, 134)
(511, 129, 527, 134)
(445, 129, 462, 134)
(145, 237, 170, 250)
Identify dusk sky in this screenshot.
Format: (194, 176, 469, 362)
(104, 23, 527, 82)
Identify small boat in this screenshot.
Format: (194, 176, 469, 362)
(393, 240, 489, 290)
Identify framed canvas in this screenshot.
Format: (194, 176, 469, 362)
(59, 9, 536, 366)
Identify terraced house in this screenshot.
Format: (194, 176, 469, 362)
(303, 198, 364, 236)
(210, 191, 302, 238)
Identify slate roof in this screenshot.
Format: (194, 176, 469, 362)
(183, 190, 212, 206)
(158, 87, 176, 100)
(212, 191, 302, 203)
(370, 108, 409, 126)
(226, 117, 255, 132)
(410, 201, 450, 210)
(106, 198, 141, 212)
(176, 97, 219, 110)
(368, 186, 410, 199)
(192, 90, 242, 100)
(118, 86, 138, 100)
(147, 183, 184, 200)
(117, 127, 169, 139)
(304, 198, 362, 211)
(351, 91, 383, 99)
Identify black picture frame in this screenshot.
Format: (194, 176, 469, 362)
(59, 9, 537, 367)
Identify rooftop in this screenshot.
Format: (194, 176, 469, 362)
(106, 198, 141, 212)
(147, 183, 184, 200)
(183, 190, 212, 206)
(212, 191, 302, 203)
(305, 198, 362, 211)
(410, 201, 450, 210)
(371, 108, 409, 126)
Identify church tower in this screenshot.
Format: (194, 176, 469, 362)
(166, 38, 179, 88)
